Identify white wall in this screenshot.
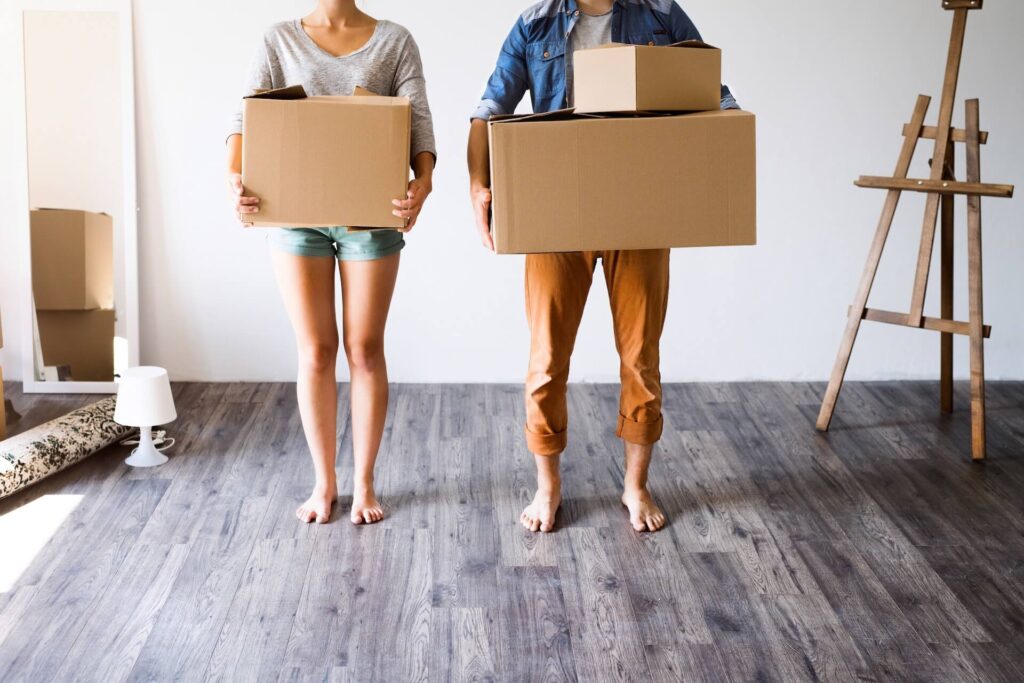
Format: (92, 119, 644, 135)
(3, 0, 1022, 384)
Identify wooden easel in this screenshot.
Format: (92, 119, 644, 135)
(816, 0, 1015, 461)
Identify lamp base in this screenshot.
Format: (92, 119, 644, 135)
(125, 427, 168, 468)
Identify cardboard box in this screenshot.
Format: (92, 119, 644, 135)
(36, 309, 115, 382)
(242, 85, 411, 229)
(488, 109, 756, 254)
(574, 41, 721, 114)
(31, 209, 114, 311)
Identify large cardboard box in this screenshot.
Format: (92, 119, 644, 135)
(30, 209, 113, 311)
(488, 109, 756, 254)
(36, 309, 115, 382)
(242, 85, 411, 229)
(574, 41, 721, 114)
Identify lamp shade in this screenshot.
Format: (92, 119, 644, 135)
(114, 366, 177, 427)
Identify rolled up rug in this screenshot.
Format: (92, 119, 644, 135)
(0, 397, 134, 500)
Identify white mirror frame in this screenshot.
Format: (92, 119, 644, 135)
(10, 0, 140, 394)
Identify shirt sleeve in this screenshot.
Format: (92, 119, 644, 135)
(668, 3, 740, 111)
(227, 37, 275, 140)
(394, 34, 438, 162)
(471, 17, 530, 120)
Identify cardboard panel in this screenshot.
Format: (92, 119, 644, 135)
(489, 110, 756, 254)
(243, 94, 411, 229)
(36, 310, 116, 382)
(574, 42, 721, 114)
(30, 209, 114, 311)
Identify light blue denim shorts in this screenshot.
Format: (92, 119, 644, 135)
(269, 227, 405, 261)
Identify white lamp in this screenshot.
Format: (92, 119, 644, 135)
(114, 366, 177, 468)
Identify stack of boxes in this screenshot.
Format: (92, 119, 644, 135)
(487, 41, 757, 254)
(30, 209, 116, 382)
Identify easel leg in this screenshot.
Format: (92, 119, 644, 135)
(940, 142, 955, 413)
(965, 99, 986, 460)
(817, 192, 899, 432)
(818, 96, 932, 432)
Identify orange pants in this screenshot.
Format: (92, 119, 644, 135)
(524, 249, 670, 456)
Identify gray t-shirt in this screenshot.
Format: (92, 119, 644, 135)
(566, 10, 613, 107)
(230, 19, 436, 160)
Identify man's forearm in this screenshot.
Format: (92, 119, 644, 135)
(467, 119, 491, 190)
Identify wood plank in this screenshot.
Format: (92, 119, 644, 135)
(965, 98, 987, 461)
(495, 567, 577, 682)
(908, 7, 970, 325)
(941, 145, 956, 414)
(856, 175, 1014, 198)
(851, 306, 992, 337)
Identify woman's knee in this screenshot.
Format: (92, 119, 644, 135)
(344, 337, 385, 372)
(299, 340, 339, 374)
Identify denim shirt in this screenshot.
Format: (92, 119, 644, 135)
(471, 0, 738, 119)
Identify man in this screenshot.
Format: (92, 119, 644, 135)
(467, 0, 738, 533)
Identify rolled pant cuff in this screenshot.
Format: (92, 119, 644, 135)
(525, 426, 567, 457)
(616, 413, 663, 446)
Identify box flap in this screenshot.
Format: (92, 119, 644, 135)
(668, 39, 719, 50)
(353, 85, 379, 97)
(246, 84, 308, 100)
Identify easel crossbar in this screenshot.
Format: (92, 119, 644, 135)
(849, 306, 992, 338)
(856, 176, 1014, 198)
(903, 123, 988, 144)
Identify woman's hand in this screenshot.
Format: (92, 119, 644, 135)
(391, 178, 432, 232)
(227, 173, 261, 226)
(470, 184, 494, 251)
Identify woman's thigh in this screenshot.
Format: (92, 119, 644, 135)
(338, 252, 401, 348)
(271, 250, 339, 350)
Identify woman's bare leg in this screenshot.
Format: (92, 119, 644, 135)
(272, 251, 340, 524)
(339, 252, 400, 525)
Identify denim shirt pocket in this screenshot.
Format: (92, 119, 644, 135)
(526, 41, 566, 102)
(628, 32, 673, 47)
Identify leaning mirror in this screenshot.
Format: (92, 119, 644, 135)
(18, 0, 139, 393)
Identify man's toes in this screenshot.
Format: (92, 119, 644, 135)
(530, 517, 542, 532)
(539, 519, 554, 533)
(362, 510, 373, 525)
(631, 515, 646, 532)
(316, 512, 329, 525)
(351, 511, 365, 525)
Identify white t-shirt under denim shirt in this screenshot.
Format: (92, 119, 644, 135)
(229, 19, 437, 162)
(566, 9, 613, 108)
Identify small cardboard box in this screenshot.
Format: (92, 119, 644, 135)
(488, 109, 756, 254)
(242, 85, 411, 229)
(574, 41, 721, 114)
(36, 309, 115, 382)
(30, 209, 113, 311)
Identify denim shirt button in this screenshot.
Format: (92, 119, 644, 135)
(543, 50, 550, 58)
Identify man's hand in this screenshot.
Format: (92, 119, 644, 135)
(228, 173, 260, 227)
(470, 185, 494, 251)
(392, 178, 432, 232)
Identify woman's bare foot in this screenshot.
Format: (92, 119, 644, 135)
(296, 484, 337, 525)
(521, 453, 562, 533)
(351, 484, 384, 525)
(621, 487, 666, 532)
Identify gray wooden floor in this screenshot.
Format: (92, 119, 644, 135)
(1, 381, 1023, 682)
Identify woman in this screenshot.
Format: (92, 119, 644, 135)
(226, 0, 436, 525)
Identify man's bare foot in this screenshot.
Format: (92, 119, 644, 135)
(521, 453, 562, 533)
(621, 488, 666, 532)
(297, 484, 337, 525)
(351, 485, 384, 525)
(521, 490, 562, 533)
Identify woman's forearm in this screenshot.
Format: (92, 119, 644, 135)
(412, 151, 435, 187)
(227, 134, 243, 175)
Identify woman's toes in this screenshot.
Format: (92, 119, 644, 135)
(351, 511, 365, 525)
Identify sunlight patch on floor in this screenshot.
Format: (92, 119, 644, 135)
(0, 494, 83, 593)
